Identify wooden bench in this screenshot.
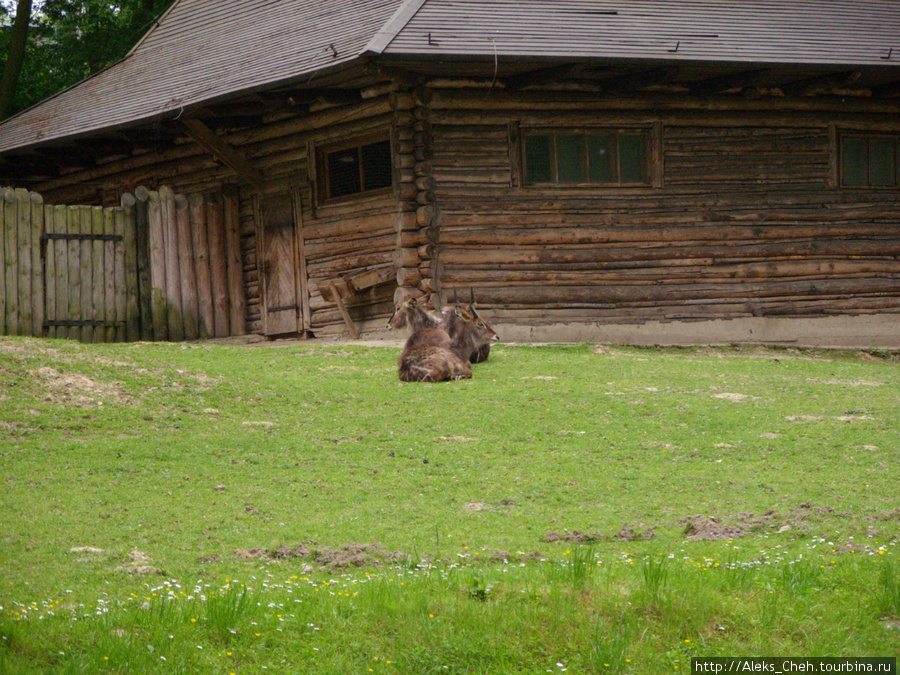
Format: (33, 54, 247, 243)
(319, 265, 396, 338)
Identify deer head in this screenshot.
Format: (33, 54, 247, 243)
(387, 296, 441, 332)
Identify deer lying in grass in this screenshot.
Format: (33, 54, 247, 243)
(387, 297, 472, 382)
(440, 291, 495, 363)
(387, 296, 499, 382)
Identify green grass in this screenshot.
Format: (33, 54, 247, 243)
(1, 336, 899, 673)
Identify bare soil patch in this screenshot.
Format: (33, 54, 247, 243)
(33, 367, 132, 407)
(235, 542, 410, 571)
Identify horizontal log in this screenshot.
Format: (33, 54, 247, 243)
(396, 266, 422, 287)
(398, 230, 425, 248)
(393, 247, 420, 268)
(459, 278, 900, 307)
(438, 223, 900, 247)
(395, 211, 418, 232)
(416, 205, 435, 227)
(439, 239, 900, 267)
(415, 176, 435, 192)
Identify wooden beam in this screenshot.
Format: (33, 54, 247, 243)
(503, 63, 582, 90)
(689, 68, 770, 96)
(367, 63, 427, 89)
(872, 80, 900, 99)
(598, 66, 680, 93)
(780, 70, 862, 97)
(181, 118, 265, 193)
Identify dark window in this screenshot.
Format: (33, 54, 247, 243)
(523, 129, 650, 186)
(321, 137, 392, 200)
(841, 135, 900, 188)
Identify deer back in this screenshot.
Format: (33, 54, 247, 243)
(398, 342, 473, 382)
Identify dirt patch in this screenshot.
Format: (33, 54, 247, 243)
(543, 530, 605, 544)
(235, 542, 410, 571)
(116, 549, 160, 575)
(811, 378, 885, 387)
(713, 392, 750, 402)
(682, 516, 747, 541)
(34, 367, 131, 407)
(70, 546, 104, 555)
(615, 526, 656, 542)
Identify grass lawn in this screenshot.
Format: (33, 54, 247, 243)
(1, 336, 898, 673)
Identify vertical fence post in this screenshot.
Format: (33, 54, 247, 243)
(0, 189, 7, 335)
(175, 194, 199, 340)
(4, 189, 20, 336)
(120, 194, 140, 342)
(133, 187, 152, 341)
(206, 192, 229, 338)
(189, 193, 213, 340)
(224, 191, 245, 336)
(29, 192, 44, 337)
(147, 189, 167, 341)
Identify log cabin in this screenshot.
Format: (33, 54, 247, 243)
(0, 0, 898, 347)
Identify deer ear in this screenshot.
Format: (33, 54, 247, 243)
(454, 305, 464, 317)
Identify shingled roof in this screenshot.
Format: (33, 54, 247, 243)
(1, 0, 898, 155)
(378, 0, 900, 65)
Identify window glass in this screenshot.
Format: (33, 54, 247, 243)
(841, 135, 900, 188)
(327, 147, 362, 197)
(321, 136, 392, 200)
(619, 133, 647, 184)
(869, 138, 895, 187)
(361, 140, 393, 191)
(523, 128, 651, 186)
(841, 137, 868, 187)
(556, 134, 587, 183)
(587, 134, 615, 183)
(525, 134, 553, 183)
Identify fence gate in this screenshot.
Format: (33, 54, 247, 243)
(42, 203, 140, 342)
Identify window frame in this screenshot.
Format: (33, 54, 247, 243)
(519, 125, 657, 188)
(838, 132, 900, 189)
(314, 131, 394, 204)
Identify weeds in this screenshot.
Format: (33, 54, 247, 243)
(875, 558, 900, 618)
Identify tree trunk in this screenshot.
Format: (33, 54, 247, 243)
(0, 0, 34, 120)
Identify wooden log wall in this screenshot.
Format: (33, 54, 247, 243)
(427, 89, 900, 326)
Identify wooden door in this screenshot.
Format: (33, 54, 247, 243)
(256, 190, 309, 335)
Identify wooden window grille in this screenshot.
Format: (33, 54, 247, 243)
(523, 129, 651, 186)
(318, 137, 392, 200)
(840, 134, 900, 188)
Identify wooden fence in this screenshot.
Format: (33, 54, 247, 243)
(0, 185, 244, 342)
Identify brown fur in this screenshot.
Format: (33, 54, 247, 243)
(391, 297, 472, 382)
(398, 328, 472, 382)
(439, 302, 499, 363)
(386, 296, 441, 333)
